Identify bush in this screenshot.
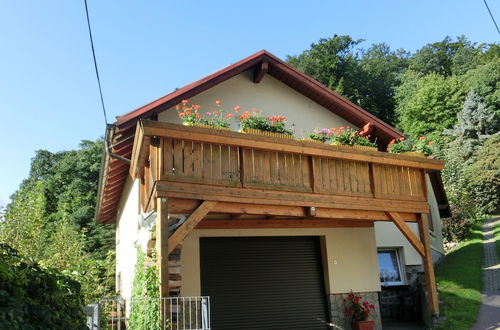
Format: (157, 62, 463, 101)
(464, 135, 500, 214)
(129, 248, 162, 330)
(0, 244, 86, 329)
(441, 206, 474, 243)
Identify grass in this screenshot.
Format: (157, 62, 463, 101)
(435, 218, 484, 330)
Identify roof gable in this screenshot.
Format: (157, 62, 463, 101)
(115, 50, 403, 145)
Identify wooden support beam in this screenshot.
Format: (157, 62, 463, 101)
(168, 200, 217, 254)
(156, 197, 169, 300)
(158, 182, 430, 214)
(195, 218, 374, 229)
(167, 198, 419, 222)
(418, 213, 440, 316)
(253, 60, 269, 83)
(387, 211, 425, 257)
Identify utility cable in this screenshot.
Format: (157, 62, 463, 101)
(483, 0, 500, 35)
(83, 0, 109, 125)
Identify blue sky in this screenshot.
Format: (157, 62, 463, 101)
(0, 0, 498, 207)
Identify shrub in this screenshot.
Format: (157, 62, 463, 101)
(464, 135, 500, 214)
(441, 206, 474, 243)
(0, 244, 86, 329)
(128, 248, 163, 330)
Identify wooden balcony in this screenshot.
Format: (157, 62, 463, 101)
(131, 120, 443, 315)
(131, 120, 444, 218)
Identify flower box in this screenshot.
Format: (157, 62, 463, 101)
(401, 151, 425, 157)
(241, 128, 294, 140)
(190, 123, 231, 131)
(352, 320, 375, 330)
(329, 142, 378, 152)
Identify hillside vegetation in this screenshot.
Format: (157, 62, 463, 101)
(0, 35, 498, 305)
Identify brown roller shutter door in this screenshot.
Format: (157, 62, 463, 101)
(200, 236, 330, 330)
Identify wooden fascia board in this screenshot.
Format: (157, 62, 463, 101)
(157, 181, 430, 214)
(168, 200, 217, 254)
(196, 218, 374, 229)
(387, 211, 425, 257)
(141, 120, 445, 171)
(129, 122, 151, 179)
(167, 198, 419, 222)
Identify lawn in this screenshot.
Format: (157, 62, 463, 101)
(435, 218, 484, 330)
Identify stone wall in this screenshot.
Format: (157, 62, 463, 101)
(329, 292, 382, 330)
(169, 246, 182, 297)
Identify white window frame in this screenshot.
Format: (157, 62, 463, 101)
(377, 248, 405, 286)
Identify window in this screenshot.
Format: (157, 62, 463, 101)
(427, 210, 434, 232)
(377, 249, 404, 286)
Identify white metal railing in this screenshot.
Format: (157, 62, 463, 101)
(95, 296, 210, 330)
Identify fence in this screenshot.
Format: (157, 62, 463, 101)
(85, 296, 210, 330)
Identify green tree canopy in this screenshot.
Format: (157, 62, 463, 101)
(394, 71, 467, 138)
(0, 140, 114, 302)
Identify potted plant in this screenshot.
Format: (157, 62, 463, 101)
(238, 109, 294, 139)
(176, 99, 202, 126)
(343, 292, 376, 330)
(330, 127, 378, 151)
(176, 99, 232, 130)
(387, 136, 433, 157)
(308, 128, 334, 143)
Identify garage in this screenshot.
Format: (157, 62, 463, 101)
(200, 236, 330, 330)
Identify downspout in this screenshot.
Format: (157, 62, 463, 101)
(105, 124, 132, 164)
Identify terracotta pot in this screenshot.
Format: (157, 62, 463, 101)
(352, 320, 374, 330)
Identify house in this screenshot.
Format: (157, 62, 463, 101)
(95, 50, 450, 330)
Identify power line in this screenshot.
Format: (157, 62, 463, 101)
(83, 0, 109, 125)
(483, 0, 500, 35)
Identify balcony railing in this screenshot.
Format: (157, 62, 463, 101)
(132, 121, 444, 213)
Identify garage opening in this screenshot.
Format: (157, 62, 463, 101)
(200, 236, 330, 330)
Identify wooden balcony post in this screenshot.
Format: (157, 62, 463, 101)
(156, 197, 169, 299)
(418, 213, 440, 316)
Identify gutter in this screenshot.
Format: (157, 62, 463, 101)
(94, 124, 131, 224)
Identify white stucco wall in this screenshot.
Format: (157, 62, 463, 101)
(158, 70, 356, 135)
(374, 174, 445, 266)
(115, 177, 155, 301)
(180, 227, 381, 296)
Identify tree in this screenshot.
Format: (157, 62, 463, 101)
(394, 71, 467, 138)
(287, 35, 364, 99)
(408, 36, 479, 76)
(444, 91, 498, 162)
(463, 58, 500, 117)
(358, 43, 409, 123)
(441, 91, 498, 219)
(0, 140, 115, 302)
(287, 35, 408, 124)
